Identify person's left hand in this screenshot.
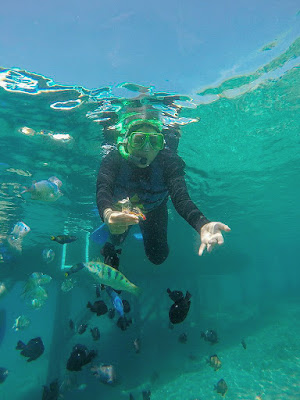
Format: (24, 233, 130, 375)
(199, 222, 231, 256)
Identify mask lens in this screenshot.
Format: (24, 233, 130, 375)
(130, 133, 146, 149)
(149, 134, 164, 150)
(129, 132, 164, 150)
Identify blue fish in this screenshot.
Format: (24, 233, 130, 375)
(106, 286, 124, 317)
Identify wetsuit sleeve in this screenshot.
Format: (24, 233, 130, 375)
(163, 151, 210, 232)
(96, 151, 120, 221)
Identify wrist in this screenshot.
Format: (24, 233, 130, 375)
(103, 208, 113, 225)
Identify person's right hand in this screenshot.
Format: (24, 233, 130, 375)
(103, 208, 139, 235)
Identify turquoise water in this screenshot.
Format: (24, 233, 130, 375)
(0, 37, 300, 400)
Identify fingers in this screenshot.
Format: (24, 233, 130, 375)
(111, 212, 139, 225)
(198, 243, 206, 256)
(209, 233, 224, 245)
(215, 222, 231, 232)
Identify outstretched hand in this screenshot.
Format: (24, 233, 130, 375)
(104, 209, 139, 235)
(198, 222, 231, 256)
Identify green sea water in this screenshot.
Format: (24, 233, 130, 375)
(0, 37, 299, 400)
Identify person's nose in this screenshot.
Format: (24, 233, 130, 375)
(143, 141, 151, 151)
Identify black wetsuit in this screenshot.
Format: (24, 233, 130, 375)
(96, 149, 210, 265)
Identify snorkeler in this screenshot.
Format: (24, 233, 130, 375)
(96, 116, 230, 265)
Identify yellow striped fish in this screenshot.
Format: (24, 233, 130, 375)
(66, 262, 141, 296)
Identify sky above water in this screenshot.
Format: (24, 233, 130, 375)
(1, 0, 299, 92)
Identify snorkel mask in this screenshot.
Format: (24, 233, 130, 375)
(117, 118, 164, 165)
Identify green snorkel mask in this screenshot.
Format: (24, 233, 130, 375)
(117, 118, 164, 165)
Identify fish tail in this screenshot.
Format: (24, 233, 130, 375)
(129, 284, 142, 297)
(16, 340, 25, 350)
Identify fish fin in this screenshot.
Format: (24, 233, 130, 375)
(186, 291, 192, 300)
(130, 284, 142, 297)
(16, 340, 25, 350)
(87, 302, 92, 309)
(90, 224, 109, 245)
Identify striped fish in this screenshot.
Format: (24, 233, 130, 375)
(69, 262, 141, 296)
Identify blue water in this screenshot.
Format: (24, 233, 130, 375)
(0, 34, 300, 400)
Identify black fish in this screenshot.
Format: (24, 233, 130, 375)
(101, 242, 122, 269)
(66, 344, 97, 371)
(117, 316, 132, 331)
(87, 300, 108, 316)
(16, 337, 44, 362)
(201, 329, 218, 344)
(0, 367, 8, 383)
(107, 308, 115, 319)
(42, 379, 59, 400)
(90, 327, 100, 341)
(50, 235, 77, 244)
(214, 378, 228, 397)
(77, 324, 88, 335)
(122, 299, 131, 313)
(168, 291, 191, 324)
(69, 319, 74, 330)
(241, 339, 247, 349)
(167, 288, 184, 302)
(178, 333, 187, 344)
(142, 390, 151, 400)
(64, 262, 85, 278)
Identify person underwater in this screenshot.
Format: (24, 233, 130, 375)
(96, 117, 230, 265)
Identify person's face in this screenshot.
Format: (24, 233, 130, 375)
(127, 125, 162, 168)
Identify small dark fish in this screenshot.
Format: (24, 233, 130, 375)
(77, 324, 88, 335)
(142, 390, 151, 400)
(178, 333, 187, 344)
(101, 242, 122, 269)
(95, 284, 101, 298)
(214, 378, 228, 397)
(50, 235, 77, 244)
(90, 327, 100, 341)
(207, 354, 222, 371)
(66, 344, 97, 371)
(133, 338, 140, 353)
(241, 339, 247, 349)
(129, 394, 135, 400)
(201, 329, 218, 344)
(107, 308, 115, 319)
(64, 262, 84, 277)
(16, 337, 44, 362)
(117, 316, 132, 331)
(167, 288, 184, 302)
(168, 291, 191, 324)
(122, 299, 131, 313)
(0, 367, 8, 383)
(87, 300, 108, 316)
(42, 379, 59, 400)
(69, 319, 74, 330)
